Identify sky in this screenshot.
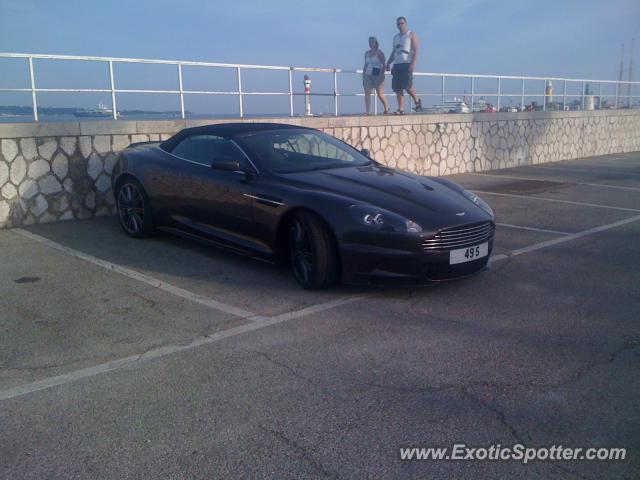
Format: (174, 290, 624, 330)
(1, 0, 639, 115)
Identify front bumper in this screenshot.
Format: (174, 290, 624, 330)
(340, 239, 494, 286)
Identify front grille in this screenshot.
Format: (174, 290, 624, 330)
(422, 222, 494, 252)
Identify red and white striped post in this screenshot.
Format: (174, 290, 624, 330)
(304, 74, 312, 116)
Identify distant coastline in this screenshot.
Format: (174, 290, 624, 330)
(0, 105, 300, 123)
(0, 105, 188, 118)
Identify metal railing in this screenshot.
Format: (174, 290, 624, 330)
(0, 52, 638, 121)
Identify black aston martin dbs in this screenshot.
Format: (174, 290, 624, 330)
(111, 123, 495, 289)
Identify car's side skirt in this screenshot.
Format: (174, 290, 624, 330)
(157, 226, 276, 265)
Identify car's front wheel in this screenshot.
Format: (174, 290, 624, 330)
(116, 178, 154, 238)
(289, 212, 338, 289)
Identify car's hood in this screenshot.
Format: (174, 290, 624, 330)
(280, 165, 491, 229)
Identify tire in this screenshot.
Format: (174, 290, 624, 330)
(116, 177, 155, 238)
(289, 212, 338, 289)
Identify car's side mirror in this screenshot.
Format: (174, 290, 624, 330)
(360, 148, 371, 158)
(211, 159, 242, 172)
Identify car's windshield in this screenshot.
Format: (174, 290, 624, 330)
(236, 129, 371, 173)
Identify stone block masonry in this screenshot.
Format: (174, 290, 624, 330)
(0, 133, 166, 228)
(0, 110, 639, 228)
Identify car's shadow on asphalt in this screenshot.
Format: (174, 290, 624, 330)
(22, 215, 477, 311)
(23, 216, 394, 313)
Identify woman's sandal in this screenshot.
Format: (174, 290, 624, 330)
(415, 99, 423, 112)
(394, 110, 404, 115)
(383, 108, 390, 115)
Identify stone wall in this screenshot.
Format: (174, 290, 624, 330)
(1, 110, 639, 229)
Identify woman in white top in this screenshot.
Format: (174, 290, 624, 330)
(362, 36, 390, 115)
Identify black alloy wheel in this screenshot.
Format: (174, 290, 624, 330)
(117, 179, 154, 238)
(289, 212, 337, 289)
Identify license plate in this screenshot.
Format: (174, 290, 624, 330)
(449, 242, 488, 265)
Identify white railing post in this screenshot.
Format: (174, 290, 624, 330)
(288, 68, 294, 117)
(28, 57, 38, 122)
(441, 75, 445, 113)
(304, 75, 312, 116)
(177, 63, 185, 119)
(496, 77, 501, 111)
(108, 60, 117, 120)
(521, 78, 525, 111)
(374, 69, 379, 115)
(598, 82, 602, 110)
(581, 81, 586, 110)
(237, 67, 243, 117)
(374, 73, 378, 115)
(470, 76, 475, 111)
(333, 70, 338, 116)
(563, 80, 567, 110)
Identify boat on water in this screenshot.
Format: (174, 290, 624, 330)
(472, 99, 497, 113)
(73, 102, 115, 118)
(426, 98, 472, 114)
(444, 99, 471, 114)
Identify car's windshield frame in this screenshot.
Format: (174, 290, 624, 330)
(234, 129, 372, 174)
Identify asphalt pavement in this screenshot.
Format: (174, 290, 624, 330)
(1, 152, 639, 479)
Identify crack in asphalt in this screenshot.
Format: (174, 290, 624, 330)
(251, 339, 640, 443)
(199, 317, 247, 339)
(253, 350, 346, 401)
(133, 343, 165, 363)
(357, 339, 640, 480)
(362, 381, 453, 395)
(0, 351, 139, 372)
(364, 381, 593, 479)
(461, 339, 640, 394)
(129, 291, 167, 316)
(361, 380, 530, 446)
(0, 362, 70, 372)
(257, 424, 340, 479)
(382, 293, 639, 395)
(566, 339, 640, 385)
(459, 388, 528, 445)
(463, 390, 594, 480)
(548, 461, 593, 480)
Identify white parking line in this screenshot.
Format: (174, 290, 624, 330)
(473, 191, 640, 213)
(492, 214, 640, 262)
(495, 223, 570, 235)
(470, 172, 640, 192)
(13, 229, 257, 319)
(0, 295, 362, 402)
(536, 165, 640, 178)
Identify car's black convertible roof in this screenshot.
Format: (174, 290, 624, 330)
(160, 122, 313, 151)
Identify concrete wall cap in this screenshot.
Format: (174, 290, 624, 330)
(2, 110, 638, 140)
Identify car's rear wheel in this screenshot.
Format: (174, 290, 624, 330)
(116, 178, 154, 238)
(289, 212, 338, 289)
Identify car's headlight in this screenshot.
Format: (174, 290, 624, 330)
(349, 205, 422, 233)
(462, 189, 494, 218)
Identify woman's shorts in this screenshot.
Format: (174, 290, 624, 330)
(363, 72, 385, 89)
